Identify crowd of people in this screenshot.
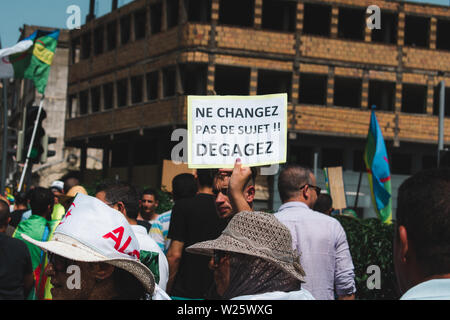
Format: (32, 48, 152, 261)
(0, 162, 449, 300)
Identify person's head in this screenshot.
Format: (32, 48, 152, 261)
(278, 164, 320, 208)
(212, 167, 257, 219)
(313, 193, 333, 215)
(100, 182, 140, 221)
(394, 168, 450, 296)
(187, 211, 305, 299)
(22, 193, 155, 300)
(50, 180, 65, 204)
(63, 176, 80, 192)
(13, 191, 28, 210)
(195, 169, 215, 189)
(139, 188, 159, 220)
(172, 173, 197, 202)
(29, 187, 55, 220)
(0, 200, 10, 232)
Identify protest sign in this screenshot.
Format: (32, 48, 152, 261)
(187, 94, 287, 168)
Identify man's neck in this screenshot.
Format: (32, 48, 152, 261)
(283, 198, 309, 207)
(198, 186, 213, 195)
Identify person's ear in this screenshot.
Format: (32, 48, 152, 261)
(115, 201, 126, 214)
(244, 185, 255, 203)
(7, 217, 11, 225)
(302, 185, 309, 200)
(91, 262, 115, 280)
(398, 225, 409, 264)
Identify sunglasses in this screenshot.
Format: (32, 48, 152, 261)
(213, 250, 227, 265)
(48, 252, 74, 272)
(299, 184, 321, 195)
(212, 188, 228, 197)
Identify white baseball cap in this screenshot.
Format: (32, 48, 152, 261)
(22, 193, 155, 294)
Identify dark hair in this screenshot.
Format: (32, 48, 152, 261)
(95, 180, 116, 194)
(142, 188, 158, 202)
(104, 182, 140, 220)
(278, 164, 314, 203)
(112, 266, 146, 300)
(172, 173, 197, 202)
(0, 200, 10, 227)
(29, 187, 55, 216)
(396, 168, 450, 277)
(313, 193, 333, 214)
(13, 191, 28, 206)
(63, 175, 80, 193)
(196, 169, 215, 188)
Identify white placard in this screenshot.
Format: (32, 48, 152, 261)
(187, 94, 287, 168)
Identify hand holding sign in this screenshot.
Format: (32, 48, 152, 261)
(219, 158, 253, 213)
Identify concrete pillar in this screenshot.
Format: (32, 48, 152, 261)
(254, 0, 263, 29)
(331, 6, 339, 39)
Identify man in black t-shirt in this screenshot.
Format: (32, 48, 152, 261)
(0, 200, 34, 300)
(166, 169, 228, 299)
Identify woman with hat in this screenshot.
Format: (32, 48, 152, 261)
(186, 211, 315, 300)
(21, 193, 169, 300)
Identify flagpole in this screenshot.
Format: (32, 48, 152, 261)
(18, 94, 45, 192)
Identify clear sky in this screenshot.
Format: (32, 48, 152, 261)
(0, 0, 448, 48)
(0, 0, 133, 48)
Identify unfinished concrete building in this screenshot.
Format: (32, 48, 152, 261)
(66, 0, 450, 217)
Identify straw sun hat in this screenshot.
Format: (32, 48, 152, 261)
(186, 211, 306, 282)
(22, 193, 155, 295)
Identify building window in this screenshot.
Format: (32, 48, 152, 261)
(71, 37, 81, 64)
(219, 0, 254, 27)
(303, 3, 331, 36)
(180, 64, 207, 95)
(167, 0, 179, 29)
(368, 80, 395, 111)
(353, 150, 365, 172)
(111, 143, 128, 167)
(334, 77, 362, 108)
(81, 33, 91, 60)
(401, 84, 427, 114)
(215, 66, 250, 95)
(163, 67, 176, 97)
(91, 86, 101, 113)
(67, 95, 77, 118)
(298, 73, 327, 105)
(371, 11, 397, 44)
(185, 0, 211, 23)
(257, 70, 292, 101)
(338, 7, 365, 41)
(134, 10, 147, 40)
(93, 26, 104, 56)
(120, 15, 132, 45)
(261, 0, 296, 32)
(390, 153, 412, 175)
(117, 79, 128, 107)
(146, 71, 159, 100)
(151, 3, 162, 34)
(404, 15, 429, 48)
(436, 19, 450, 51)
(107, 21, 117, 51)
(103, 83, 114, 110)
(131, 75, 144, 104)
(422, 154, 437, 170)
(322, 148, 344, 168)
(433, 85, 450, 117)
(79, 90, 89, 115)
(288, 145, 313, 167)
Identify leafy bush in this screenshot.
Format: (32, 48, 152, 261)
(334, 215, 400, 300)
(155, 188, 174, 214)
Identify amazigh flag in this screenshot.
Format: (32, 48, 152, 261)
(364, 108, 392, 223)
(0, 29, 60, 94)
